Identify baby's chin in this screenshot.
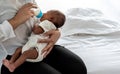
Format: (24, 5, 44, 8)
(40, 19, 44, 22)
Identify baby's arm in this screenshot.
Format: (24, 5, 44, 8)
(32, 24, 44, 34)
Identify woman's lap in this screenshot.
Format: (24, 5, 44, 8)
(1, 45, 87, 74)
(44, 45, 87, 74)
(1, 55, 61, 74)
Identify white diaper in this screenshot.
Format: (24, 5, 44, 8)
(22, 35, 46, 62)
(22, 20, 56, 62)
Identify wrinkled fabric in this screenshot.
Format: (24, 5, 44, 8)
(57, 8, 120, 74)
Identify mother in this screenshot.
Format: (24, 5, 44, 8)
(0, 0, 87, 74)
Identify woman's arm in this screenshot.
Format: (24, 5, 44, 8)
(0, 3, 36, 42)
(38, 29, 61, 58)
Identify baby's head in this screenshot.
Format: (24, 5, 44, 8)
(40, 10, 66, 28)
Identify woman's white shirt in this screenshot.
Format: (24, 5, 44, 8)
(0, 0, 38, 71)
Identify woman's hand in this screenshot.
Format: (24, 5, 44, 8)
(8, 3, 37, 29)
(38, 29, 61, 58)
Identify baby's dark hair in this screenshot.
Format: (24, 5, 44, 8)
(47, 10, 66, 28)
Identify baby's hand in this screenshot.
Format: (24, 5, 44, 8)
(32, 24, 38, 32)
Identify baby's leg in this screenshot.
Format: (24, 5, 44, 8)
(2, 47, 22, 72)
(10, 47, 22, 63)
(3, 48, 38, 72)
(22, 47, 39, 60)
(12, 48, 38, 69)
(2, 59, 15, 72)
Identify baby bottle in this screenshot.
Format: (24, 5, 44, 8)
(31, 7, 43, 18)
(25, 0, 43, 18)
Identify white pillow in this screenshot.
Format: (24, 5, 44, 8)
(61, 8, 120, 37)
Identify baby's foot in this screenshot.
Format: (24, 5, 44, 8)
(2, 59, 15, 72)
(2, 59, 9, 66)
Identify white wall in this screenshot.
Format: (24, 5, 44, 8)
(36, 0, 120, 22)
(36, 0, 103, 12)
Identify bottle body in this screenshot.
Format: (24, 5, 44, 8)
(32, 8, 43, 18)
(25, 0, 43, 18)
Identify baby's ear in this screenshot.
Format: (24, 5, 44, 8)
(49, 17, 54, 21)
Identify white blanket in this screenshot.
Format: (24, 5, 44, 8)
(57, 8, 120, 74)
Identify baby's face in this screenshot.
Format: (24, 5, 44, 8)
(40, 12, 51, 21)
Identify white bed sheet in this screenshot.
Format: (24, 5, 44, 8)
(57, 32, 120, 74)
(56, 8, 120, 74)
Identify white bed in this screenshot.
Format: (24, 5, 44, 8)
(0, 0, 120, 74)
(56, 8, 120, 74)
